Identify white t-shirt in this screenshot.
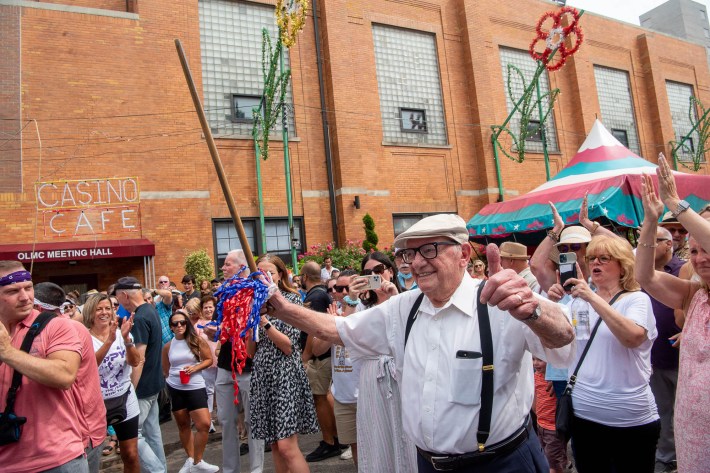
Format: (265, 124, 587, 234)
(566, 291, 659, 427)
(92, 330, 139, 420)
(331, 344, 361, 404)
(321, 266, 339, 282)
(167, 338, 206, 390)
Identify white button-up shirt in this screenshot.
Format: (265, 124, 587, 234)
(335, 273, 574, 455)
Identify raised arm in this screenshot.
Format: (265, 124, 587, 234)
(267, 292, 343, 346)
(578, 193, 618, 239)
(530, 202, 564, 293)
(635, 173, 699, 311)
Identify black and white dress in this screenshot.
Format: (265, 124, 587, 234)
(250, 290, 319, 445)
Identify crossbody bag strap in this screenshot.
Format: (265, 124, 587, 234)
(4, 311, 57, 416)
(565, 290, 628, 394)
(476, 281, 494, 452)
(403, 293, 425, 348)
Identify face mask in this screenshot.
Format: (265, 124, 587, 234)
(399, 272, 413, 281)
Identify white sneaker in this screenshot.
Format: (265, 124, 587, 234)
(190, 460, 219, 472)
(179, 458, 194, 473)
(340, 446, 353, 460)
(209, 421, 216, 434)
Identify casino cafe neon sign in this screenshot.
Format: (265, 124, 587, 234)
(35, 178, 141, 237)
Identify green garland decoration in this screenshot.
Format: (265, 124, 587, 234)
(491, 63, 560, 163)
(669, 96, 710, 171)
(251, 29, 291, 161)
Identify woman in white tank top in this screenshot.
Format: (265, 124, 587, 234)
(161, 310, 217, 473)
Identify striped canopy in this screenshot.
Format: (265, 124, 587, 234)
(467, 120, 710, 240)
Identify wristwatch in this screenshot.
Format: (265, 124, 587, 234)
(671, 200, 691, 218)
(521, 302, 542, 323)
(263, 322, 273, 331)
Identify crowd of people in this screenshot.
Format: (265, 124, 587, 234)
(0, 156, 708, 473)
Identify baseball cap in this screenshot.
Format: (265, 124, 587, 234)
(111, 276, 142, 295)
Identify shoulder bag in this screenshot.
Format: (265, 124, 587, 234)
(555, 290, 627, 443)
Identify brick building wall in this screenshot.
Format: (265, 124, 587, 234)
(1, 0, 708, 289)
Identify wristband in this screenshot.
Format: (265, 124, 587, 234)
(547, 230, 559, 242)
(263, 322, 273, 331)
(343, 295, 360, 307)
(591, 222, 600, 235)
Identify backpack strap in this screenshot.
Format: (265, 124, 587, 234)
(3, 311, 57, 416)
(476, 281, 494, 451)
(403, 293, 425, 348)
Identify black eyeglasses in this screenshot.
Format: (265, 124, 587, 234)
(170, 320, 187, 328)
(656, 238, 671, 243)
(362, 263, 387, 275)
(558, 243, 584, 253)
(400, 242, 458, 264)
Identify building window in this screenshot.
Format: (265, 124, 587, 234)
(232, 95, 263, 124)
(400, 108, 428, 133)
(611, 129, 629, 148)
(666, 80, 703, 162)
(213, 217, 303, 271)
(199, 0, 295, 138)
(498, 47, 560, 152)
(372, 25, 447, 146)
(593, 65, 640, 153)
(525, 120, 543, 142)
(393, 213, 443, 237)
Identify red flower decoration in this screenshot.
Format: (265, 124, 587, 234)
(529, 6, 584, 71)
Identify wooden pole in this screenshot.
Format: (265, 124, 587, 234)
(174, 39, 258, 273)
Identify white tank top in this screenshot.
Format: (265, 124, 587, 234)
(167, 338, 205, 390)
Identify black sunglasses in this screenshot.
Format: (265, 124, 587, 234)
(558, 243, 583, 253)
(330, 285, 348, 293)
(362, 263, 387, 276)
(170, 320, 187, 328)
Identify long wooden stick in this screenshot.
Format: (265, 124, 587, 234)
(175, 39, 257, 273)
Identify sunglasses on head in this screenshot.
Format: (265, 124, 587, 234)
(170, 320, 187, 328)
(362, 263, 386, 276)
(558, 243, 583, 253)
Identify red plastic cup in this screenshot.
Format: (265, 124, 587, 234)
(179, 370, 190, 384)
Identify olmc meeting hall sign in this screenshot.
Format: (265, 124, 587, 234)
(35, 177, 141, 237)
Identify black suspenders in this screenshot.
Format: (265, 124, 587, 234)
(403, 282, 495, 452)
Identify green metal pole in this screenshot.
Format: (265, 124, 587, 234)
(671, 105, 710, 171)
(278, 36, 298, 272)
(491, 134, 505, 202)
(535, 72, 551, 181)
(253, 125, 267, 253)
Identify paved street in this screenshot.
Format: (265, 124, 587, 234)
(100, 420, 357, 473)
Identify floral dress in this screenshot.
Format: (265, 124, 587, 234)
(675, 289, 710, 472)
(250, 291, 319, 445)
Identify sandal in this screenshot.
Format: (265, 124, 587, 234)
(102, 437, 118, 456)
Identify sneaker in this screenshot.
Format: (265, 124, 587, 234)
(178, 458, 194, 473)
(190, 460, 219, 473)
(306, 440, 342, 462)
(340, 446, 353, 461)
(209, 421, 216, 434)
(239, 443, 249, 456)
(654, 461, 676, 473)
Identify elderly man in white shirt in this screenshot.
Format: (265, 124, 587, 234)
(266, 214, 575, 472)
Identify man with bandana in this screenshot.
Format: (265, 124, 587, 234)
(0, 261, 87, 472)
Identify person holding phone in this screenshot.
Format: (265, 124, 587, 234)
(161, 310, 216, 473)
(347, 252, 416, 472)
(548, 235, 659, 473)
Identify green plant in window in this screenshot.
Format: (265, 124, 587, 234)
(491, 64, 559, 163)
(670, 96, 710, 172)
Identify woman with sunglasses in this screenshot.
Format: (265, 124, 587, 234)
(83, 294, 140, 473)
(161, 310, 217, 473)
(248, 254, 318, 473)
(549, 235, 659, 472)
(349, 252, 416, 472)
(635, 159, 710, 472)
(185, 297, 219, 432)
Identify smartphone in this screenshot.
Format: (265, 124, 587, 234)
(558, 252, 577, 292)
(359, 274, 382, 290)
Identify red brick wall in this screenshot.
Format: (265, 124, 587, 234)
(2, 0, 708, 289)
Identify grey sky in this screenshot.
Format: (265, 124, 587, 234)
(567, 0, 710, 26)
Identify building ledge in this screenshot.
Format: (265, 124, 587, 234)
(0, 0, 139, 19)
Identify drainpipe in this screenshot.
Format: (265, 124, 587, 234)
(312, 0, 339, 243)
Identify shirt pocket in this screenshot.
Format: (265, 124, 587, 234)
(448, 355, 483, 406)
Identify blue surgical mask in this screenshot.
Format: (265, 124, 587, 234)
(399, 272, 413, 281)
